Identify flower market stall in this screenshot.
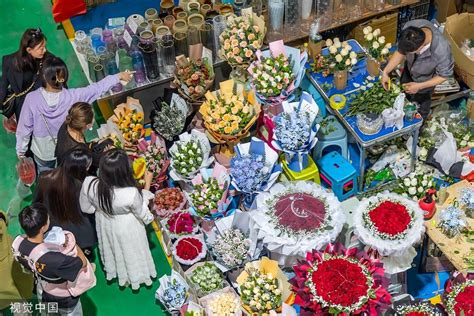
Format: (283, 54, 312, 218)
(61, 1, 474, 315)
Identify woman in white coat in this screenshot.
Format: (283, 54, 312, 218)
(79, 149, 156, 290)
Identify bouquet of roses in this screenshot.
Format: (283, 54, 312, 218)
(323, 37, 358, 72)
(169, 130, 214, 181)
(392, 299, 443, 316)
(363, 27, 392, 62)
(438, 204, 470, 238)
(151, 96, 187, 142)
(200, 80, 260, 160)
(272, 92, 320, 172)
(134, 132, 170, 189)
(219, 12, 266, 68)
(154, 187, 187, 218)
(165, 211, 199, 238)
(248, 40, 307, 105)
(155, 271, 189, 313)
(110, 97, 145, 146)
(187, 163, 232, 220)
(290, 243, 391, 316)
(199, 287, 242, 316)
(189, 262, 226, 296)
(392, 166, 435, 200)
(443, 273, 474, 316)
(236, 257, 290, 315)
(172, 235, 207, 266)
(174, 55, 215, 103)
(211, 228, 251, 269)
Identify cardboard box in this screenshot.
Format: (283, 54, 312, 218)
(350, 12, 398, 46)
(444, 13, 474, 89)
(434, 0, 457, 23)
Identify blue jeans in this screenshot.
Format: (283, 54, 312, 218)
(34, 155, 56, 174)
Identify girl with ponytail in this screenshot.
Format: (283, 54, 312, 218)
(15, 56, 133, 174)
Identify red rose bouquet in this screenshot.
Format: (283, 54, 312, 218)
(366, 200, 413, 239)
(290, 243, 391, 316)
(154, 187, 187, 218)
(166, 211, 198, 238)
(443, 273, 474, 316)
(172, 235, 207, 266)
(393, 299, 443, 316)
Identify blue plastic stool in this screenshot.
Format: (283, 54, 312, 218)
(313, 116, 348, 162)
(318, 151, 358, 201)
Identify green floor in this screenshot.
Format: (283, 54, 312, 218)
(0, 0, 170, 314)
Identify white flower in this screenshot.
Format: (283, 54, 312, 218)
(345, 59, 351, 66)
(326, 39, 333, 47)
(403, 178, 411, 186)
(361, 86, 367, 91)
(334, 41, 341, 48)
(351, 58, 357, 65)
(366, 33, 373, 41)
(329, 45, 337, 54)
(408, 187, 417, 195)
(333, 37, 340, 44)
(340, 48, 349, 56)
(335, 54, 343, 63)
(372, 41, 380, 49)
(411, 178, 418, 186)
(460, 140, 467, 147)
(469, 141, 474, 147)
(378, 36, 385, 44)
(381, 48, 389, 55)
(463, 135, 470, 141)
(386, 43, 392, 49)
(363, 27, 370, 35)
(418, 186, 424, 193)
(422, 180, 428, 186)
(350, 51, 357, 59)
(366, 26, 373, 33)
(353, 83, 361, 88)
(428, 181, 433, 187)
(373, 28, 380, 36)
(419, 147, 428, 158)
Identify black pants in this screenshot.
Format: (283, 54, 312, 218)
(401, 64, 434, 122)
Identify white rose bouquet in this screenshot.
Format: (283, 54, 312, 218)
(324, 37, 358, 71)
(393, 166, 434, 200)
(363, 27, 392, 62)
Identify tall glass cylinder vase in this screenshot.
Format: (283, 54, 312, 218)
(200, 23, 214, 53)
(299, 0, 314, 33)
(93, 64, 106, 82)
(233, 0, 245, 15)
(130, 51, 147, 84)
(187, 25, 201, 46)
(267, 0, 284, 42)
(284, 0, 299, 36)
(316, 0, 333, 29)
(106, 58, 123, 93)
(174, 32, 188, 57)
(160, 35, 176, 75)
(145, 8, 159, 21)
(212, 15, 226, 60)
(87, 55, 100, 82)
(245, 0, 263, 15)
(139, 42, 160, 80)
(118, 49, 135, 88)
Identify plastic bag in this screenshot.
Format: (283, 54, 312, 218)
(16, 158, 36, 186)
(382, 93, 405, 130)
(52, 0, 87, 23)
(3, 115, 17, 133)
(433, 130, 462, 174)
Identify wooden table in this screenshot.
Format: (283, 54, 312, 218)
(424, 180, 474, 273)
(281, 0, 420, 43)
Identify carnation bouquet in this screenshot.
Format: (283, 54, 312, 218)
(155, 271, 189, 313)
(169, 129, 214, 181)
(165, 211, 199, 238)
(363, 27, 392, 62)
(271, 92, 320, 172)
(219, 12, 265, 69)
(250, 181, 345, 266)
(110, 97, 145, 147)
(151, 93, 188, 143)
(230, 137, 282, 209)
(174, 55, 214, 104)
(353, 192, 425, 272)
(172, 235, 207, 266)
(248, 40, 307, 105)
(236, 257, 291, 315)
(187, 163, 232, 220)
(154, 187, 187, 218)
(188, 262, 226, 297)
(199, 287, 242, 316)
(290, 243, 391, 316)
(134, 132, 170, 189)
(199, 79, 260, 161)
(210, 228, 251, 270)
(443, 273, 474, 316)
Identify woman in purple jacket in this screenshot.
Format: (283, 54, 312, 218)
(16, 56, 133, 173)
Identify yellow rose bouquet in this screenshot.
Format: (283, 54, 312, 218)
(110, 97, 145, 148)
(199, 79, 260, 159)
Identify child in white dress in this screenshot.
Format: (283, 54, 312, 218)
(79, 149, 156, 290)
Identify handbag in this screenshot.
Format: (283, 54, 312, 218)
(2, 66, 41, 118)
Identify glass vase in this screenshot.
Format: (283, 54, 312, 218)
(267, 0, 284, 42)
(106, 58, 123, 93)
(284, 0, 299, 36)
(187, 2, 201, 14)
(93, 64, 106, 82)
(173, 20, 188, 34)
(334, 69, 348, 90)
(139, 42, 160, 80)
(233, 0, 246, 15)
(160, 0, 175, 16)
(188, 13, 205, 30)
(164, 15, 176, 30)
(366, 0, 385, 11)
(113, 28, 128, 50)
(130, 51, 147, 84)
(145, 8, 159, 21)
(356, 113, 384, 135)
(74, 30, 91, 54)
(160, 35, 176, 75)
(174, 32, 188, 57)
(299, 0, 314, 33)
(187, 25, 201, 46)
(176, 11, 188, 21)
(200, 23, 214, 53)
(315, 0, 333, 29)
(151, 19, 163, 34)
(212, 15, 227, 60)
(87, 55, 100, 82)
(366, 57, 380, 77)
(245, 0, 263, 15)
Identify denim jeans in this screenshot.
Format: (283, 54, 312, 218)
(34, 155, 56, 175)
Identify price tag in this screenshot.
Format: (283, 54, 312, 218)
(123, 29, 133, 47)
(128, 18, 138, 34)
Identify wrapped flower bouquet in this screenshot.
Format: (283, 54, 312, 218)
(173, 55, 214, 104)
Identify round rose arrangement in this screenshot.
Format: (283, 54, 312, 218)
(173, 236, 206, 265)
(290, 244, 391, 315)
(444, 276, 474, 316)
(166, 211, 197, 237)
(363, 199, 415, 240)
(154, 188, 186, 217)
(394, 300, 443, 316)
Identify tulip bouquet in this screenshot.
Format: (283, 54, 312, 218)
(134, 132, 170, 189)
(110, 97, 145, 147)
(169, 129, 214, 181)
(363, 27, 392, 62)
(187, 163, 233, 220)
(200, 79, 260, 161)
(324, 37, 358, 72)
(219, 13, 266, 69)
(174, 55, 215, 104)
(248, 40, 307, 105)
